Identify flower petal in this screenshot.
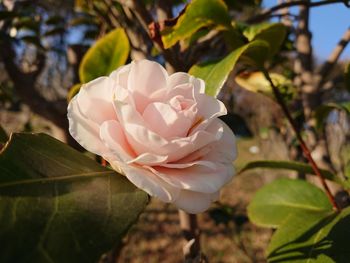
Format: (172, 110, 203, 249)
(77, 77, 117, 124)
(148, 162, 233, 194)
(166, 83, 195, 101)
(99, 120, 136, 162)
(190, 94, 227, 134)
(204, 119, 237, 163)
(142, 102, 192, 138)
(164, 119, 224, 162)
(127, 153, 168, 166)
(115, 163, 180, 202)
(168, 72, 205, 94)
(109, 64, 131, 88)
(67, 96, 109, 155)
(127, 60, 168, 112)
(114, 101, 169, 155)
(174, 190, 219, 214)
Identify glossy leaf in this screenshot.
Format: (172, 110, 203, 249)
(238, 160, 345, 187)
(268, 207, 350, 262)
(161, 0, 231, 49)
(0, 133, 148, 263)
(222, 27, 246, 51)
(244, 23, 287, 56)
(79, 28, 130, 83)
(189, 40, 269, 97)
(235, 71, 295, 101)
(248, 178, 333, 228)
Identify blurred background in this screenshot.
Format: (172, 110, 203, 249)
(0, 0, 349, 262)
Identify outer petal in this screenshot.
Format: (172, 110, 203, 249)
(190, 94, 227, 134)
(174, 190, 220, 214)
(203, 119, 237, 163)
(127, 60, 168, 112)
(115, 163, 180, 202)
(127, 153, 168, 165)
(128, 60, 168, 94)
(77, 77, 117, 124)
(67, 96, 109, 155)
(148, 162, 233, 194)
(109, 64, 131, 88)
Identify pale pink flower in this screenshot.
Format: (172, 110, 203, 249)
(68, 60, 236, 213)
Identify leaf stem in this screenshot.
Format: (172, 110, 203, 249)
(262, 69, 340, 212)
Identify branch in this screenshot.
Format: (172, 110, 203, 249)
(278, 0, 293, 27)
(178, 210, 206, 262)
(262, 70, 340, 212)
(120, 0, 181, 71)
(247, 0, 347, 23)
(317, 26, 350, 86)
(0, 40, 69, 136)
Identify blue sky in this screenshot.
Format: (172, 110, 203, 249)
(263, 0, 350, 61)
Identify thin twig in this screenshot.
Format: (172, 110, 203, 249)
(262, 70, 340, 212)
(248, 0, 347, 23)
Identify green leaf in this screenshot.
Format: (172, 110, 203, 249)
(345, 63, 350, 92)
(315, 102, 350, 130)
(222, 27, 246, 51)
(189, 40, 269, 97)
(239, 160, 346, 187)
(244, 22, 287, 56)
(0, 133, 148, 263)
(79, 28, 130, 83)
(267, 207, 350, 262)
(235, 71, 295, 102)
(248, 178, 333, 228)
(161, 0, 232, 49)
(0, 126, 8, 144)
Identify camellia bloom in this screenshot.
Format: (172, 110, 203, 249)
(68, 59, 236, 213)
